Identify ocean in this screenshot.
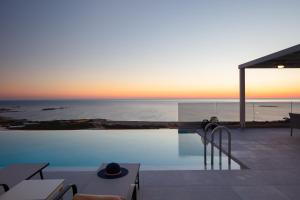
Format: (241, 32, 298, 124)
(0, 99, 300, 122)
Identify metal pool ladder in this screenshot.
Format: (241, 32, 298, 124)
(201, 123, 232, 168)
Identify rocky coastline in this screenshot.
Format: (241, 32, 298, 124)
(0, 116, 290, 130)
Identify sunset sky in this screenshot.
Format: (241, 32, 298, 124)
(0, 0, 300, 100)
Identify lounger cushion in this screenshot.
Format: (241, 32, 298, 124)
(73, 194, 126, 200)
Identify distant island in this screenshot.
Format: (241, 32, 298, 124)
(0, 108, 19, 113)
(258, 105, 278, 108)
(41, 107, 65, 111)
(0, 106, 66, 113)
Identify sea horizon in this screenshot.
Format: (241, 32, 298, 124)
(1, 97, 300, 102)
(1, 98, 300, 122)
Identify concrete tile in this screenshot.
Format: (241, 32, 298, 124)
(141, 170, 222, 186)
(276, 185, 300, 200)
(233, 186, 290, 200)
(142, 186, 242, 200)
(254, 170, 300, 185)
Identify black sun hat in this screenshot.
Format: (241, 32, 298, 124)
(97, 163, 129, 179)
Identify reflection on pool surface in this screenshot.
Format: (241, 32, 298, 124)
(0, 129, 241, 170)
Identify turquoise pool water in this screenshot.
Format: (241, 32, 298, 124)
(0, 129, 240, 170)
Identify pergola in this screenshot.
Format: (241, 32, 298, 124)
(239, 44, 300, 127)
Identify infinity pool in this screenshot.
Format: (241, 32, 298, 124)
(0, 129, 240, 170)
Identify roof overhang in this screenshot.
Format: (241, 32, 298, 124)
(239, 44, 300, 69)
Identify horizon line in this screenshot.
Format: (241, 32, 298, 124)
(1, 97, 300, 101)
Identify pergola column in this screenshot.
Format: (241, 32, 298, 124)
(239, 68, 246, 128)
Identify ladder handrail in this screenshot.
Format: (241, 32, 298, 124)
(204, 122, 219, 133)
(210, 126, 232, 167)
(203, 122, 219, 165)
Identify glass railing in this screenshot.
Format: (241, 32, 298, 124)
(178, 101, 300, 122)
(246, 102, 300, 122)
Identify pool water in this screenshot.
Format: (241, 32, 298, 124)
(0, 129, 240, 170)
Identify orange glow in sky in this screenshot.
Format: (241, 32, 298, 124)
(1, 68, 300, 100)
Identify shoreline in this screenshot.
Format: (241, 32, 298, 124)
(0, 116, 290, 130)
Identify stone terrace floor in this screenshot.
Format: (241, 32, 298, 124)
(45, 128, 300, 200)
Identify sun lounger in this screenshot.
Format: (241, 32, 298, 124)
(0, 163, 49, 191)
(289, 113, 300, 136)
